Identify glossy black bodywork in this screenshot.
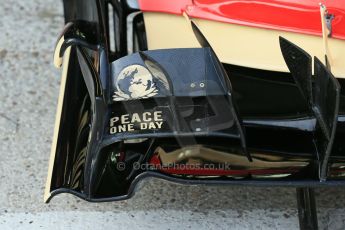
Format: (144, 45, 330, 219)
(47, 0, 345, 206)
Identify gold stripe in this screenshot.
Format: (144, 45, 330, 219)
(53, 37, 65, 68)
(320, 4, 331, 67)
(143, 13, 345, 78)
(44, 47, 71, 202)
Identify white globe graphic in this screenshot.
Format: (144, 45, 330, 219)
(113, 65, 158, 101)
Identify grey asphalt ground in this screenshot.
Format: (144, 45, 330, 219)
(0, 0, 345, 229)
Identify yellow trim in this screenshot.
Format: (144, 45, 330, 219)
(144, 13, 345, 78)
(53, 37, 65, 68)
(44, 47, 71, 202)
(320, 4, 332, 67)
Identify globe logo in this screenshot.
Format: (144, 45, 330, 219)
(113, 65, 158, 101)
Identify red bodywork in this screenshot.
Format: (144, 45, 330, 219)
(138, 0, 345, 40)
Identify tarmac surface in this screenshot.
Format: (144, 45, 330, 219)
(0, 0, 345, 229)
